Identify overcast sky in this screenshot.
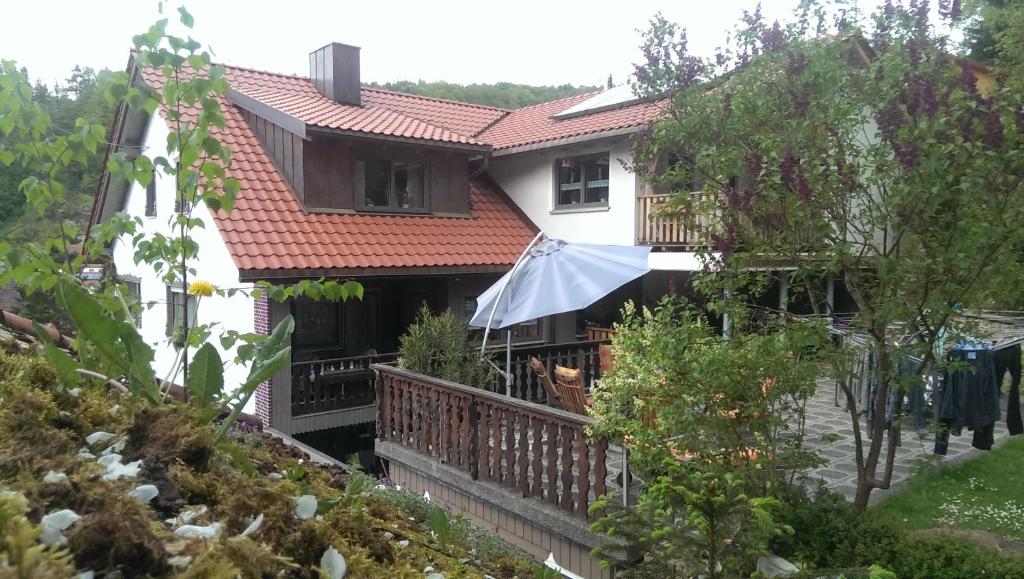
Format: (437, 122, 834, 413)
(3, 0, 884, 89)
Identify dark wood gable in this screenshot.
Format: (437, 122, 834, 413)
(238, 107, 471, 215)
(239, 108, 306, 200)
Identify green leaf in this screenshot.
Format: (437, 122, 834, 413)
(31, 322, 81, 388)
(187, 343, 224, 408)
(215, 315, 294, 440)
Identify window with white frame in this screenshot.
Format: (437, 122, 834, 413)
(555, 154, 610, 209)
(165, 285, 196, 338)
(121, 277, 142, 328)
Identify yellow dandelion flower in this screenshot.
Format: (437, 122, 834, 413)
(187, 280, 216, 297)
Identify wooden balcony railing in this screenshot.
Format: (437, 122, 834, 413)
(291, 352, 398, 416)
(374, 365, 613, 518)
(490, 340, 606, 402)
(637, 192, 718, 249)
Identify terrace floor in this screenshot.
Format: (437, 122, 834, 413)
(802, 377, 1014, 506)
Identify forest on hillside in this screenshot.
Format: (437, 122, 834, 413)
(366, 79, 600, 109)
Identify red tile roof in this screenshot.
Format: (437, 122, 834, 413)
(222, 65, 486, 146)
(361, 87, 508, 138)
(479, 92, 666, 151)
(122, 59, 667, 276)
(134, 66, 536, 276)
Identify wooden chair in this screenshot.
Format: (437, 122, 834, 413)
(530, 357, 562, 409)
(598, 344, 614, 373)
(553, 365, 590, 415)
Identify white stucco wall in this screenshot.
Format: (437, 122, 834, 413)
(488, 136, 703, 271)
(488, 137, 638, 246)
(110, 113, 256, 399)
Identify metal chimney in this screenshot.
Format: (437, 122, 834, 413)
(309, 42, 361, 106)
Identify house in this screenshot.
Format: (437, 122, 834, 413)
(87, 42, 793, 579)
(90, 42, 732, 439)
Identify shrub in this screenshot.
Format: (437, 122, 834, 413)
(773, 484, 1024, 578)
(398, 306, 495, 387)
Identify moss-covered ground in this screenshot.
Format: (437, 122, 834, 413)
(0, 348, 537, 577)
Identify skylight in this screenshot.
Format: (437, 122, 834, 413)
(552, 84, 640, 119)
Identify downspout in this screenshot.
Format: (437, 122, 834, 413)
(469, 150, 491, 180)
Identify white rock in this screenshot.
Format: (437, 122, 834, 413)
(40, 509, 80, 547)
(424, 566, 436, 573)
(423, 490, 431, 502)
(68, 388, 81, 397)
(86, 431, 115, 445)
(100, 439, 126, 456)
(128, 484, 159, 503)
(97, 453, 122, 467)
(109, 404, 120, 415)
(174, 522, 222, 540)
(237, 513, 263, 538)
(43, 471, 67, 484)
(77, 448, 95, 459)
(168, 555, 192, 569)
(426, 574, 445, 579)
(102, 459, 142, 480)
(383, 531, 394, 541)
(176, 505, 208, 526)
(398, 539, 410, 548)
(320, 546, 347, 579)
(268, 472, 283, 481)
(42, 509, 80, 531)
(79, 572, 94, 579)
(294, 495, 317, 520)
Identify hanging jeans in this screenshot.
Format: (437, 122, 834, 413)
(994, 343, 1023, 436)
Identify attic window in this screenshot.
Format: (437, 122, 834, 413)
(555, 154, 610, 209)
(356, 159, 425, 211)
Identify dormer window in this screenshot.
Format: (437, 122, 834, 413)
(356, 159, 426, 211)
(555, 154, 610, 209)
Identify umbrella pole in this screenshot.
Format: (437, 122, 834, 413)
(506, 331, 513, 396)
(479, 230, 545, 357)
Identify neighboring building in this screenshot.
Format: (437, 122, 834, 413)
(89, 42, 720, 436)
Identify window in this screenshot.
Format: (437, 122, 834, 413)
(556, 154, 610, 208)
(292, 297, 342, 350)
(356, 159, 425, 210)
(165, 285, 196, 337)
(174, 191, 193, 215)
(122, 277, 142, 328)
(463, 296, 541, 342)
(145, 171, 157, 217)
(653, 152, 702, 195)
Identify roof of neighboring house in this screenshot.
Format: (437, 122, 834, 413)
(478, 91, 667, 152)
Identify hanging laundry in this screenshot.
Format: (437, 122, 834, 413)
(934, 342, 1001, 454)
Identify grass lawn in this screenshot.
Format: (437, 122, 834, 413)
(874, 435, 1024, 541)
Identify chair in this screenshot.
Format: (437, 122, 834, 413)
(554, 365, 590, 415)
(530, 357, 562, 409)
(598, 344, 614, 373)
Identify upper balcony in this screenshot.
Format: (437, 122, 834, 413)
(636, 191, 718, 251)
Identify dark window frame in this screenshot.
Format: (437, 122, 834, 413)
(554, 153, 611, 210)
(122, 277, 142, 328)
(144, 171, 157, 217)
(355, 157, 430, 214)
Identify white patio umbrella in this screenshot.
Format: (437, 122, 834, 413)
(469, 232, 652, 394)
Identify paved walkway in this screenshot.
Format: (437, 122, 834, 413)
(801, 378, 1013, 505)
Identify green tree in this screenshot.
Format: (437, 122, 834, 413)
(588, 298, 822, 577)
(367, 79, 600, 109)
(0, 4, 361, 415)
(631, 1, 1024, 510)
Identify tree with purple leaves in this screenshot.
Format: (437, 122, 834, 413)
(630, 0, 1024, 511)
